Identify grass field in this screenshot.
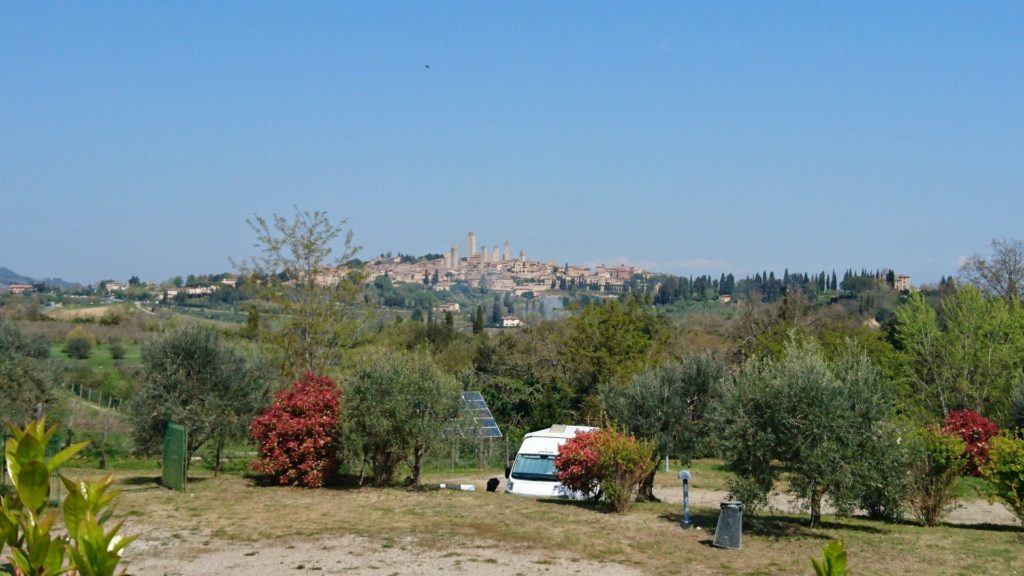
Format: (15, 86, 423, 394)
(66, 466, 1022, 576)
(50, 341, 143, 368)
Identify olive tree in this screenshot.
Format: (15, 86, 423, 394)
(344, 347, 461, 487)
(0, 319, 61, 425)
(712, 337, 896, 527)
(129, 325, 271, 465)
(600, 353, 723, 501)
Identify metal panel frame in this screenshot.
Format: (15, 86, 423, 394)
(444, 392, 503, 439)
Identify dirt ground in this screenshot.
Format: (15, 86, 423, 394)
(45, 304, 119, 320)
(118, 473, 1018, 576)
(124, 530, 642, 576)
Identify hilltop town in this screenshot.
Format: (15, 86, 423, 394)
(363, 231, 647, 297)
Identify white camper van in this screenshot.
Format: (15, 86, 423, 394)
(504, 425, 597, 498)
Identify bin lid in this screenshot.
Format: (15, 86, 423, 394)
(720, 501, 744, 509)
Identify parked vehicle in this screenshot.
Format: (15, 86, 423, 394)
(504, 424, 597, 498)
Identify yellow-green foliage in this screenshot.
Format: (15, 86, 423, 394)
(911, 426, 966, 526)
(981, 432, 1024, 524)
(63, 326, 97, 359)
(811, 541, 847, 576)
(1, 418, 134, 576)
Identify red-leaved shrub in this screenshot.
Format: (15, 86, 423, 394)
(942, 409, 999, 476)
(250, 372, 341, 488)
(555, 429, 655, 512)
(554, 430, 602, 495)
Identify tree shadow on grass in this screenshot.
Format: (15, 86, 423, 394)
(118, 475, 210, 491)
(323, 473, 373, 490)
(246, 471, 378, 490)
(535, 497, 612, 513)
(658, 508, 887, 541)
(938, 521, 1023, 533)
(119, 475, 161, 490)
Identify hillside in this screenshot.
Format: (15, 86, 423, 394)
(0, 266, 34, 285)
(0, 265, 79, 289)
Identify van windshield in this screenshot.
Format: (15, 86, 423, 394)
(510, 454, 557, 481)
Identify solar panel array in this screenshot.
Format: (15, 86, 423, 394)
(448, 391, 503, 439)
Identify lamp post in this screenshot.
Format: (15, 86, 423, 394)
(678, 469, 692, 528)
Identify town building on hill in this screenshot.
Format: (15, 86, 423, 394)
(8, 283, 34, 294)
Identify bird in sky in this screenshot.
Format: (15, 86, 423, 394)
(425, 64, 430, 69)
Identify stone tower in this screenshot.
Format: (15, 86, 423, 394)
(468, 231, 477, 257)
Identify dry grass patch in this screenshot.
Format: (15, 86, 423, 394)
(68, 468, 1024, 576)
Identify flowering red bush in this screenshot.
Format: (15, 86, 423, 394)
(942, 409, 999, 476)
(555, 429, 655, 512)
(554, 430, 602, 495)
(249, 372, 341, 488)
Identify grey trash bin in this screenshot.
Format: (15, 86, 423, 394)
(712, 501, 744, 549)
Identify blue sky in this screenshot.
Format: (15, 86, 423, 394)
(2, 2, 1022, 285)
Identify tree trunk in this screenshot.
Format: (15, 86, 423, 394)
(635, 455, 661, 502)
(809, 488, 823, 528)
(214, 438, 223, 477)
(412, 444, 424, 489)
(99, 415, 108, 470)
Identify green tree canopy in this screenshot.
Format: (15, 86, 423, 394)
(894, 287, 1024, 425)
(600, 353, 724, 500)
(712, 337, 895, 526)
(129, 325, 272, 460)
(562, 299, 671, 419)
(344, 347, 461, 486)
(0, 319, 61, 426)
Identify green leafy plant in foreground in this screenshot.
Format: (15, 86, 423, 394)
(1, 418, 135, 576)
(811, 541, 847, 576)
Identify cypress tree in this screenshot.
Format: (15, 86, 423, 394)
(473, 305, 484, 334)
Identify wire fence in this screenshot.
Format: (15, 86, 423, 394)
(63, 381, 123, 410)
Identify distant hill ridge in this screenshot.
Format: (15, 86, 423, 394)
(0, 266, 79, 289)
